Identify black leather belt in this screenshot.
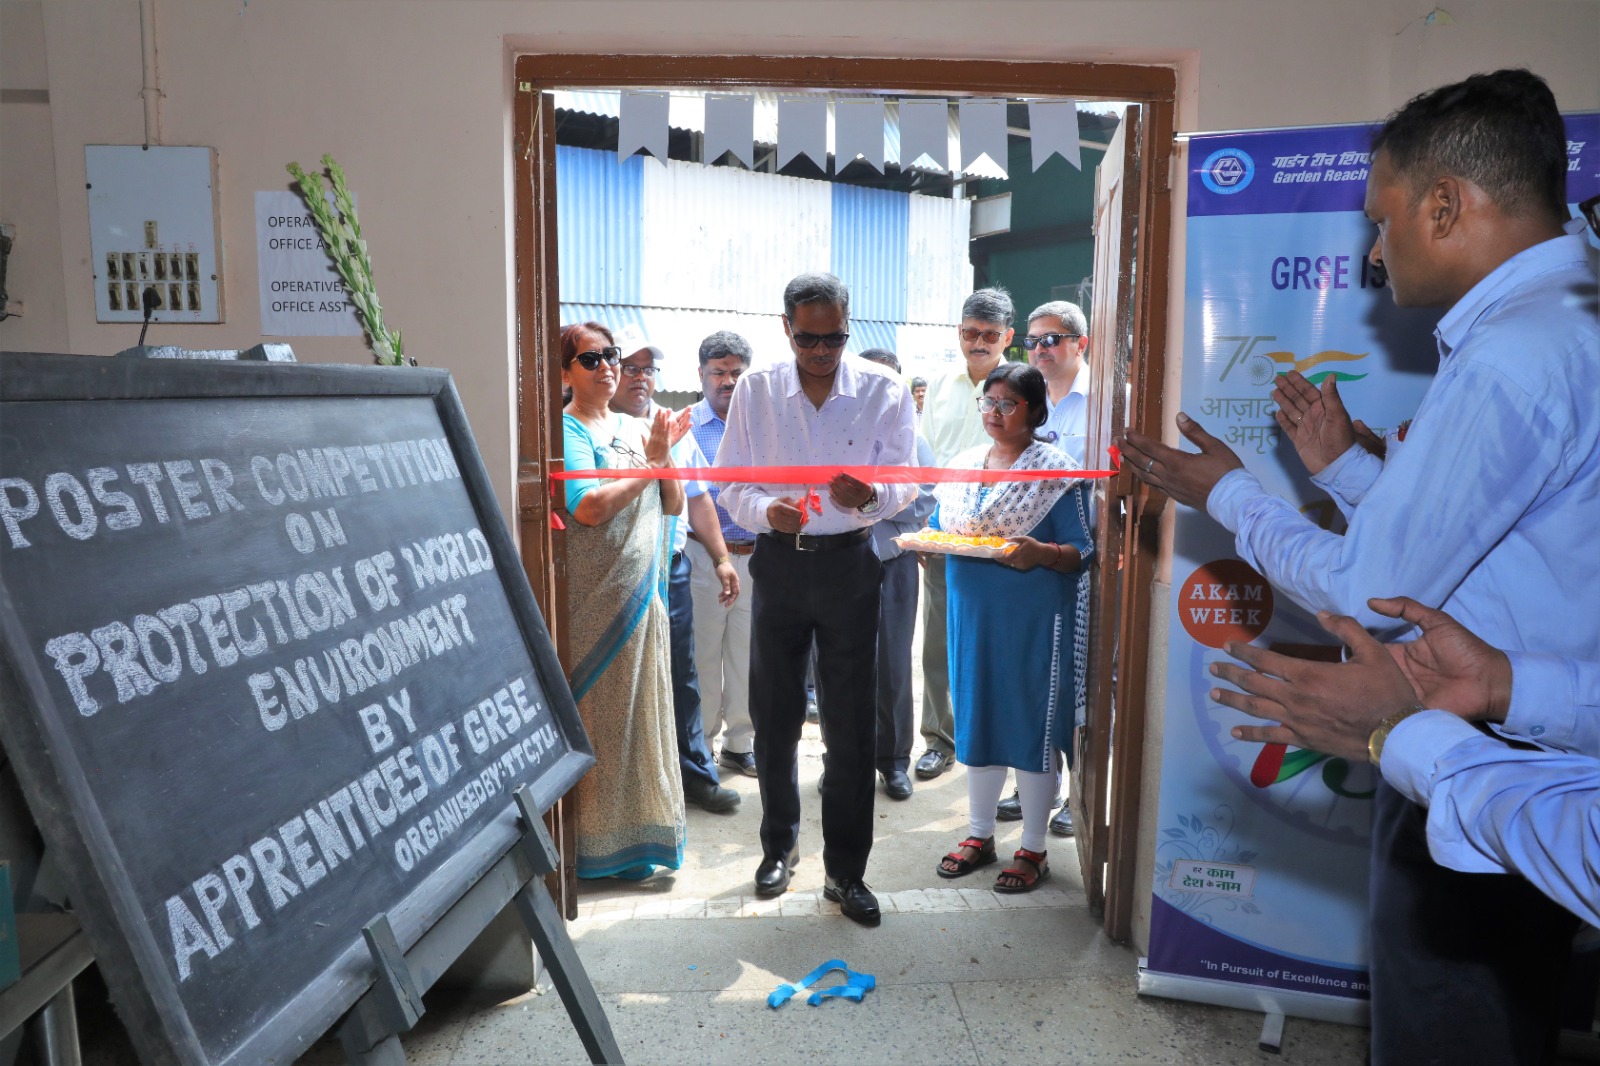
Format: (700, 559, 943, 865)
(760, 527, 872, 553)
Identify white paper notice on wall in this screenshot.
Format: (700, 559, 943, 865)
(255, 191, 361, 337)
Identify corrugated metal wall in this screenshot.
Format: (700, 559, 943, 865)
(638, 158, 831, 316)
(556, 145, 972, 391)
(555, 145, 643, 306)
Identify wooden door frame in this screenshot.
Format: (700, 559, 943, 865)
(511, 52, 1175, 936)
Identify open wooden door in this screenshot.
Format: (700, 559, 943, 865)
(513, 84, 579, 918)
(1072, 103, 1172, 941)
(514, 54, 1175, 927)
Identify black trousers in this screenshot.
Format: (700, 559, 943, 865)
(748, 534, 881, 881)
(1368, 779, 1577, 1065)
(874, 551, 919, 774)
(667, 550, 720, 790)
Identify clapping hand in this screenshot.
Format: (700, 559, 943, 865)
(668, 406, 694, 447)
(1211, 609, 1418, 762)
(1274, 370, 1382, 475)
(1371, 596, 1512, 723)
(643, 408, 675, 469)
(1118, 414, 1244, 510)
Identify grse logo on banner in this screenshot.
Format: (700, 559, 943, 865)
(1200, 148, 1255, 195)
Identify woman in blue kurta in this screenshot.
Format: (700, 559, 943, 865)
(559, 321, 687, 880)
(931, 362, 1092, 892)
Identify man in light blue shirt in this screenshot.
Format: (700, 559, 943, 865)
(1212, 594, 1600, 930)
(1121, 69, 1600, 1063)
(1023, 300, 1091, 467)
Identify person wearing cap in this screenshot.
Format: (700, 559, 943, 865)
(611, 330, 743, 816)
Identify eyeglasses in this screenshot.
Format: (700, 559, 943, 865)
(567, 347, 622, 370)
(960, 327, 1005, 344)
(619, 364, 658, 378)
(976, 396, 1022, 415)
(791, 331, 850, 350)
(1021, 332, 1082, 351)
(605, 437, 647, 467)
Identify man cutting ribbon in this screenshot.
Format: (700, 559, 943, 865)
(714, 271, 918, 927)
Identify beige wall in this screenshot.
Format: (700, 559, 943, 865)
(4, 0, 1596, 513)
(2, 1, 1595, 952)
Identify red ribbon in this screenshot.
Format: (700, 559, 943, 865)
(550, 464, 1117, 485)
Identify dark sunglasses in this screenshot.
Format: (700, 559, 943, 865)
(567, 347, 622, 370)
(1021, 332, 1082, 351)
(791, 331, 850, 351)
(960, 327, 1005, 344)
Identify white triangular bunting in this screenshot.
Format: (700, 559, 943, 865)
(777, 97, 828, 170)
(618, 90, 669, 164)
(899, 98, 949, 171)
(1029, 99, 1081, 171)
(704, 94, 755, 168)
(834, 98, 886, 173)
(959, 98, 1009, 177)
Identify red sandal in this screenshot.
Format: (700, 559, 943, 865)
(936, 836, 997, 879)
(994, 847, 1050, 893)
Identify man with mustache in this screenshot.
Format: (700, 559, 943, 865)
(915, 288, 1016, 783)
(687, 330, 760, 783)
(716, 272, 918, 925)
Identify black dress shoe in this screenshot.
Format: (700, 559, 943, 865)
(881, 770, 913, 800)
(754, 849, 799, 897)
(914, 749, 950, 780)
(823, 876, 881, 926)
(996, 788, 1063, 822)
(719, 748, 758, 777)
(684, 775, 741, 813)
(1049, 805, 1075, 837)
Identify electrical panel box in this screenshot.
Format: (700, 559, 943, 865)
(86, 145, 223, 323)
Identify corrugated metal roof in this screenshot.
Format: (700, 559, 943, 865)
(831, 184, 908, 323)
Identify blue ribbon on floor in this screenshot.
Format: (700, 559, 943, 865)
(767, 959, 876, 1008)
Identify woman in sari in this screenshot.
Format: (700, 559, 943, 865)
(931, 362, 1093, 893)
(560, 321, 687, 880)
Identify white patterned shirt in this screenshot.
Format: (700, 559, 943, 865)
(716, 355, 918, 535)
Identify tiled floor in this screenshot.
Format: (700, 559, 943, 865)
(282, 719, 1373, 1065)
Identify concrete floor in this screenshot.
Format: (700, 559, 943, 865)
(292, 720, 1372, 1066)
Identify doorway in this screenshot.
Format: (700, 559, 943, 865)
(511, 54, 1175, 940)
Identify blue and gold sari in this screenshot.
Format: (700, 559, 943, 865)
(562, 412, 685, 879)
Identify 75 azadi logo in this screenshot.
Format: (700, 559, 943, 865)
(1217, 335, 1368, 386)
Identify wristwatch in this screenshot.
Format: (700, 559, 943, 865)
(856, 487, 882, 516)
(1367, 704, 1427, 765)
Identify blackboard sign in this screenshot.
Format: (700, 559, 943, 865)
(0, 352, 593, 1065)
